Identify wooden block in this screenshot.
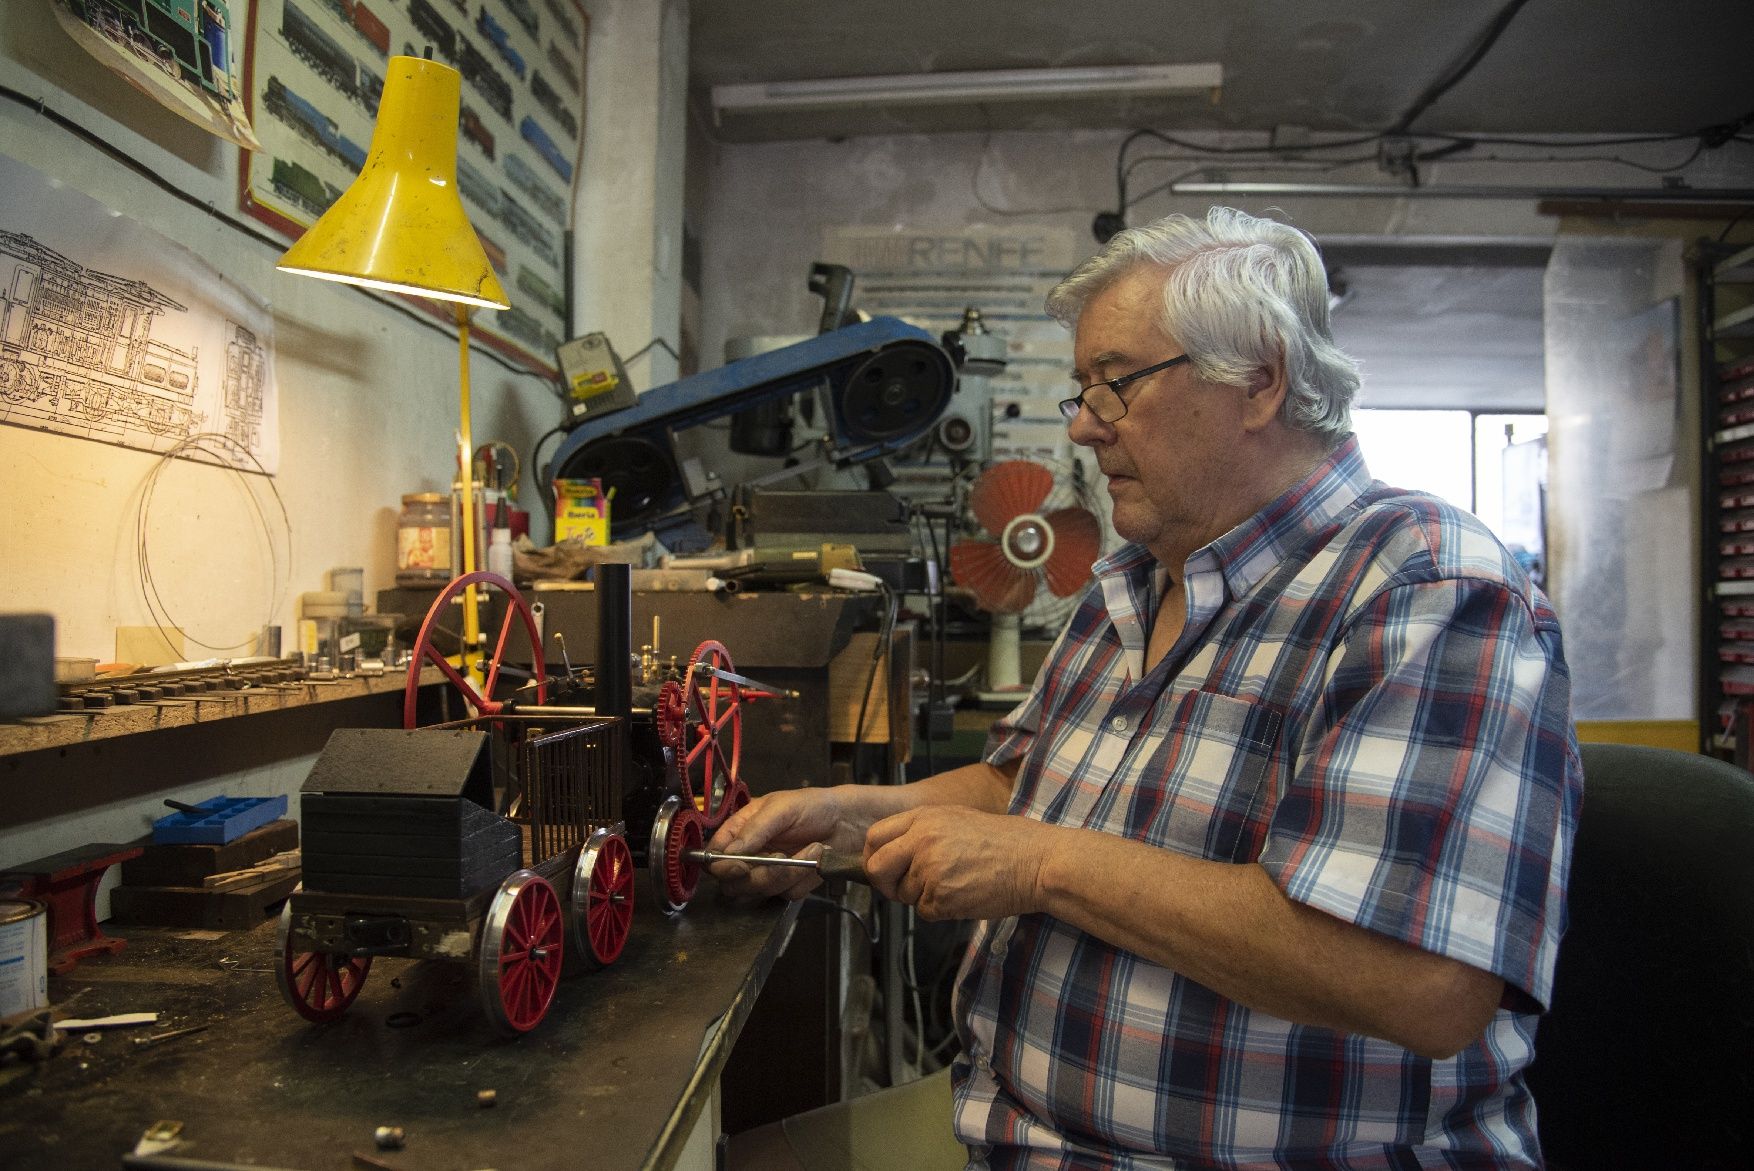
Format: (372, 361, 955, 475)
(121, 820, 300, 887)
(825, 625, 914, 755)
(110, 869, 301, 931)
(114, 626, 184, 667)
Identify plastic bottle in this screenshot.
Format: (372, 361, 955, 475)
(487, 525, 514, 581)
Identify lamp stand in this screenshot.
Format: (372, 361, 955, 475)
(455, 303, 483, 685)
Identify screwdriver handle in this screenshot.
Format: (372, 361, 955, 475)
(814, 848, 868, 885)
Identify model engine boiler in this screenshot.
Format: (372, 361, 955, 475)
(275, 564, 787, 1034)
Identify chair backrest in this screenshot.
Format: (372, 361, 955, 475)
(1525, 743, 1754, 1169)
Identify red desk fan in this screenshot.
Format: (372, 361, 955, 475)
(950, 459, 1103, 699)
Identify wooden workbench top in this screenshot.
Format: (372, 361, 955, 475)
(0, 886, 798, 1170)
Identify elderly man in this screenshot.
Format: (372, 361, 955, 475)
(711, 207, 1580, 1169)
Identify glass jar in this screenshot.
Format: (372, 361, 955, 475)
(396, 493, 453, 586)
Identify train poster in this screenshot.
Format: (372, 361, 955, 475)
(236, 0, 584, 378)
(0, 153, 280, 474)
(51, 0, 261, 150)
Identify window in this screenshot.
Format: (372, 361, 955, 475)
(1351, 410, 1548, 563)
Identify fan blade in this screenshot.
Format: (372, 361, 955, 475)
(1042, 507, 1102, 597)
(951, 540, 1039, 613)
(970, 460, 1054, 536)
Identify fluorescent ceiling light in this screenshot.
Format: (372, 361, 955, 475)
(712, 63, 1223, 119)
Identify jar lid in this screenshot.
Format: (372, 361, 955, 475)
(403, 492, 446, 504)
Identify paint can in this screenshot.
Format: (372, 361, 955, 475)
(0, 899, 49, 1018)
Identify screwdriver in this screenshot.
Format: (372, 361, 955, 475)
(685, 848, 869, 885)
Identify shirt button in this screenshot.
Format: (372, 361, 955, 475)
(1109, 714, 1129, 733)
(990, 937, 1006, 959)
(977, 1055, 992, 1074)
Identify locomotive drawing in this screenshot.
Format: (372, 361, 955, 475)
(521, 115, 573, 183)
(0, 231, 201, 442)
(545, 41, 580, 94)
(222, 322, 267, 451)
(476, 8, 527, 81)
(281, 1, 355, 93)
(264, 75, 367, 171)
(407, 0, 458, 63)
(542, 0, 580, 47)
(505, 0, 540, 40)
(460, 103, 496, 160)
(498, 189, 560, 269)
(504, 153, 567, 225)
(456, 157, 505, 223)
(70, 0, 235, 100)
(457, 36, 514, 120)
(517, 266, 565, 318)
(270, 156, 343, 218)
(500, 305, 561, 357)
(530, 70, 577, 140)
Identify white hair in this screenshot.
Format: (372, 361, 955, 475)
(1046, 207, 1360, 443)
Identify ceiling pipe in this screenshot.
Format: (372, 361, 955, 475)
(1168, 181, 1754, 202)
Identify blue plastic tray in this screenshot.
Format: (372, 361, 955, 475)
(151, 795, 289, 845)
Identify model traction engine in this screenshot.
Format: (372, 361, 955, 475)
(275, 564, 788, 1034)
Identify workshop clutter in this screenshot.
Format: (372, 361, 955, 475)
(553, 476, 610, 545)
(110, 817, 301, 932)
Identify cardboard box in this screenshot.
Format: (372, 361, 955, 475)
(554, 478, 610, 545)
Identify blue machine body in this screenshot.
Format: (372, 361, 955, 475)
(546, 317, 954, 546)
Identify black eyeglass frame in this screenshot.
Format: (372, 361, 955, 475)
(1057, 354, 1191, 423)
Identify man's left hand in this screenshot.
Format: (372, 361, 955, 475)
(862, 807, 1053, 920)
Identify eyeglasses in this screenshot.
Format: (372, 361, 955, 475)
(1058, 355, 1190, 423)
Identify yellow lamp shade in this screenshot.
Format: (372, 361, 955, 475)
(278, 56, 510, 310)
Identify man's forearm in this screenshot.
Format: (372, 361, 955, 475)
(841, 758, 1016, 824)
(1034, 826, 1503, 1058)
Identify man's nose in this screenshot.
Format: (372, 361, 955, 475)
(1065, 404, 1113, 448)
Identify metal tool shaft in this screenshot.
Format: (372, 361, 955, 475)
(686, 848, 868, 884)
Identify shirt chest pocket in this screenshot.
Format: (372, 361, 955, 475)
(1111, 689, 1287, 862)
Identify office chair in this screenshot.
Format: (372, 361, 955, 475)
(1525, 743, 1754, 1169)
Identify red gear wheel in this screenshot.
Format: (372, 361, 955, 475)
(655, 679, 687, 752)
(663, 804, 705, 910)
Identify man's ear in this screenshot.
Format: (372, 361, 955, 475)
(1241, 362, 1288, 431)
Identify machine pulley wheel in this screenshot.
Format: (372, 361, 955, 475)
(479, 869, 565, 1035)
(275, 897, 371, 1023)
(403, 570, 548, 728)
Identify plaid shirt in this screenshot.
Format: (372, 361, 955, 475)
(952, 436, 1581, 1170)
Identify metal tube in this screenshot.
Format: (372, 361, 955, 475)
(595, 563, 632, 720)
(1169, 181, 1754, 202)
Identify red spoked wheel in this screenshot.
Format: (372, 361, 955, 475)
(648, 795, 704, 914)
(403, 571, 548, 728)
(679, 640, 743, 824)
(478, 870, 564, 1035)
(570, 826, 634, 968)
(275, 900, 370, 1023)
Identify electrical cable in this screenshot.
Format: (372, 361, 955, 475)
(804, 892, 878, 944)
(1389, 0, 1536, 135)
(0, 84, 549, 381)
(850, 582, 899, 784)
(134, 432, 292, 655)
(623, 337, 680, 365)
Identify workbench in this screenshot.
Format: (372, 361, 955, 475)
(0, 885, 800, 1170)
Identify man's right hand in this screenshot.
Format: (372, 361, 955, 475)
(704, 786, 868, 900)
